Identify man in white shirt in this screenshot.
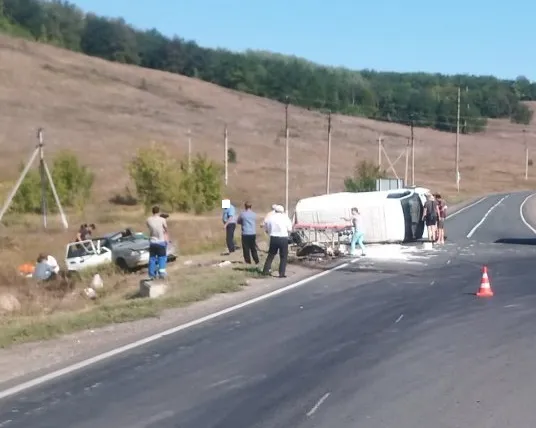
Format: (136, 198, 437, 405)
(262, 205, 293, 278)
(261, 204, 277, 234)
(146, 205, 168, 279)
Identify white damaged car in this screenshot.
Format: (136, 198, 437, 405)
(65, 229, 178, 273)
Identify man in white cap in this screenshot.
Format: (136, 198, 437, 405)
(262, 204, 293, 278)
(262, 204, 277, 234)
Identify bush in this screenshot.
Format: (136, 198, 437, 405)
(10, 150, 94, 213)
(128, 143, 222, 214)
(344, 160, 387, 192)
(180, 154, 223, 214)
(227, 148, 237, 164)
(511, 104, 534, 125)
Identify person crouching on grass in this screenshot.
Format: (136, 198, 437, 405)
(146, 205, 168, 280)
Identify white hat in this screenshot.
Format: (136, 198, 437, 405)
(275, 205, 284, 213)
(222, 199, 231, 209)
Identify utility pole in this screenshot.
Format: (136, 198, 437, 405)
(187, 128, 192, 171)
(455, 86, 461, 192)
(38, 129, 47, 228)
(0, 128, 68, 229)
(285, 96, 289, 212)
(378, 134, 382, 168)
(404, 137, 410, 185)
(325, 110, 332, 194)
(410, 119, 415, 186)
(224, 125, 228, 186)
(524, 129, 528, 180)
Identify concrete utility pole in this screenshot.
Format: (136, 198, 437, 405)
(455, 86, 461, 192)
(187, 128, 192, 171)
(325, 110, 332, 194)
(0, 128, 68, 229)
(285, 97, 289, 212)
(524, 129, 528, 181)
(404, 137, 410, 185)
(224, 125, 228, 186)
(378, 134, 382, 168)
(410, 119, 415, 186)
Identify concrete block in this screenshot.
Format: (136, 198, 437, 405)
(139, 279, 168, 299)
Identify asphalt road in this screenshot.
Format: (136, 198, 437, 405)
(1, 191, 536, 428)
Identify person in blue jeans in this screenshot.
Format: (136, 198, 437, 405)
(146, 205, 168, 279)
(342, 207, 366, 256)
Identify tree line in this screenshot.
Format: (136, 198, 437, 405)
(1, 0, 535, 133)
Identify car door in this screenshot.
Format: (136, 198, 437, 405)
(65, 240, 98, 271)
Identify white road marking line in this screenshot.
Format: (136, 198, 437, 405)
(446, 196, 488, 220)
(395, 314, 404, 323)
(466, 195, 509, 239)
(0, 262, 351, 401)
(519, 193, 536, 235)
(306, 392, 331, 417)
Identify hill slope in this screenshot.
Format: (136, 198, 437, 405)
(0, 34, 535, 210)
(1, 0, 535, 133)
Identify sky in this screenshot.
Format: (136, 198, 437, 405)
(71, 0, 536, 81)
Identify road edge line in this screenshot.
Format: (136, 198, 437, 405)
(519, 193, 536, 235)
(0, 261, 351, 400)
(466, 195, 508, 239)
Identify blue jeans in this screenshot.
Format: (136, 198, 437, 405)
(149, 242, 167, 279)
(351, 231, 365, 254)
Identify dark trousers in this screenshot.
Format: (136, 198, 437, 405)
(225, 223, 236, 252)
(262, 236, 289, 277)
(241, 234, 259, 264)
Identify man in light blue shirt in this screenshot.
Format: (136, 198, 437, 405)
(237, 201, 259, 265)
(222, 200, 237, 254)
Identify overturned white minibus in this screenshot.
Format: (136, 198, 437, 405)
(291, 187, 431, 245)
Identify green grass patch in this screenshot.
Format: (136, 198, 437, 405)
(0, 267, 248, 348)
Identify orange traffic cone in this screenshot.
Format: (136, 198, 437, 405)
(476, 265, 494, 297)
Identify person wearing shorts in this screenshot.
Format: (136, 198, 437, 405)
(435, 194, 447, 244)
(422, 194, 440, 243)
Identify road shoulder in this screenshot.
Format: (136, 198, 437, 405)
(0, 260, 339, 390)
(0, 194, 480, 389)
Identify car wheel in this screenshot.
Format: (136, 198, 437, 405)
(116, 258, 129, 272)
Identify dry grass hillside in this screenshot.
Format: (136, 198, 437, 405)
(1, 33, 536, 263)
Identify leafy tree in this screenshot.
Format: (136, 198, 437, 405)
(179, 154, 222, 214)
(511, 103, 533, 125)
(127, 144, 181, 211)
(344, 160, 387, 192)
(50, 151, 94, 209)
(127, 144, 222, 214)
(10, 150, 94, 213)
(227, 148, 237, 164)
(80, 14, 139, 64)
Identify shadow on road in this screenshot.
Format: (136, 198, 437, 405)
(494, 238, 536, 246)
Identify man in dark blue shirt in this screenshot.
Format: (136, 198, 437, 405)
(237, 201, 260, 265)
